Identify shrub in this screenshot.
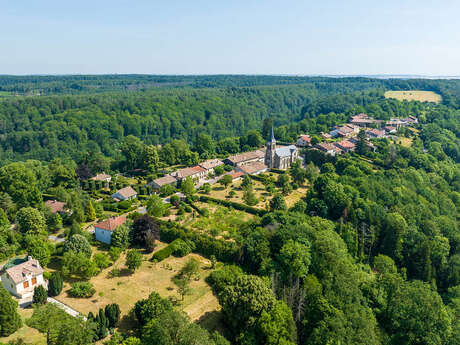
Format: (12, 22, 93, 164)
(69, 282, 96, 298)
(151, 245, 175, 262)
(126, 250, 142, 272)
(117, 200, 132, 210)
(171, 239, 193, 257)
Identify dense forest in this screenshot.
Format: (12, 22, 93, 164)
(0, 75, 460, 345)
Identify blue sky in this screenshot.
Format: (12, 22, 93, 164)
(1, 0, 459, 75)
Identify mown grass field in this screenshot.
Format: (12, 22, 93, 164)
(54, 248, 221, 333)
(384, 90, 442, 103)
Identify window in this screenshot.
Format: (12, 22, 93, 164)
(32, 277, 37, 285)
(23, 281, 29, 289)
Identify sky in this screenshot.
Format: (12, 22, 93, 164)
(1, 0, 459, 76)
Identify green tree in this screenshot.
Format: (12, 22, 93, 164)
(218, 275, 275, 337)
(61, 251, 98, 279)
(269, 194, 287, 211)
(24, 235, 52, 267)
(104, 303, 121, 328)
(27, 303, 95, 345)
(356, 129, 369, 155)
(85, 200, 96, 221)
(133, 291, 173, 326)
(219, 175, 233, 188)
(16, 207, 47, 235)
(48, 272, 63, 297)
(195, 133, 215, 157)
(63, 234, 92, 257)
(181, 177, 195, 196)
(126, 250, 142, 272)
(243, 185, 258, 206)
(111, 223, 130, 249)
(0, 285, 22, 336)
(147, 195, 167, 217)
(0, 162, 42, 208)
(259, 300, 296, 345)
(33, 285, 48, 305)
(93, 253, 111, 271)
(277, 239, 311, 281)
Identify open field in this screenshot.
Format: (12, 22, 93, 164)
(398, 137, 413, 148)
(54, 248, 221, 331)
(384, 90, 442, 103)
(184, 202, 255, 239)
(0, 308, 46, 345)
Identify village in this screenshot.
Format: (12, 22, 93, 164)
(0, 111, 422, 344)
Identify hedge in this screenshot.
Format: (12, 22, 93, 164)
(155, 220, 239, 263)
(198, 195, 267, 216)
(151, 238, 189, 262)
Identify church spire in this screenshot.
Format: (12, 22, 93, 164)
(269, 125, 276, 143)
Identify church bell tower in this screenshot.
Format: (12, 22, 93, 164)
(264, 126, 276, 168)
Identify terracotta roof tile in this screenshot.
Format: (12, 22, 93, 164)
(94, 216, 127, 232)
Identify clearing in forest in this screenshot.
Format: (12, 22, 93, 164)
(384, 90, 442, 103)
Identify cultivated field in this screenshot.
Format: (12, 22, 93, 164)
(384, 90, 442, 103)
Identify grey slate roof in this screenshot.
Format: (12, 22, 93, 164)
(275, 145, 297, 158)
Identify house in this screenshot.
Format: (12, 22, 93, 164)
(366, 129, 386, 139)
(171, 166, 207, 181)
(225, 149, 266, 167)
(296, 134, 311, 147)
(112, 186, 137, 201)
(149, 175, 177, 192)
(91, 173, 112, 183)
(44, 200, 67, 214)
(237, 162, 268, 175)
(386, 118, 408, 129)
(350, 113, 376, 127)
(384, 126, 397, 134)
(321, 132, 332, 139)
(404, 116, 418, 125)
(230, 171, 244, 181)
(94, 216, 127, 245)
(330, 124, 359, 138)
(1, 257, 46, 298)
(265, 127, 299, 169)
(334, 140, 356, 153)
(199, 159, 224, 175)
(314, 142, 340, 156)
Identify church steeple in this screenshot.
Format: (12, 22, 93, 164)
(268, 125, 276, 144)
(265, 126, 276, 168)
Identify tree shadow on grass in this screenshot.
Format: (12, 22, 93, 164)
(196, 310, 225, 334)
(117, 313, 138, 337)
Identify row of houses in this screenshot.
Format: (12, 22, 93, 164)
(314, 137, 376, 157)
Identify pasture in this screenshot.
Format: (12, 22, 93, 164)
(384, 90, 442, 103)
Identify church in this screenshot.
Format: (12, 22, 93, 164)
(264, 127, 299, 169)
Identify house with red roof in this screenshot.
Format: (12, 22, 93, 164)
(334, 140, 356, 153)
(171, 165, 207, 181)
(44, 200, 67, 214)
(94, 216, 127, 244)
(296, 134, 311, 147)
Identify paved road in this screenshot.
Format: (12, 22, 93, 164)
(47, 297, 87, 320)
(48, 235, 65, 243)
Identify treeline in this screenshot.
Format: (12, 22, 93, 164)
(1, 77, 459, 165)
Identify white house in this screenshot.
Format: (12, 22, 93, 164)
(199, 159, 224, 175)
(94, 216, 127, 245)
(112, 186, 137, 201)
(1, 257, 46, 298)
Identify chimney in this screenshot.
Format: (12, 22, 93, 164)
(27, 256, 32, 261)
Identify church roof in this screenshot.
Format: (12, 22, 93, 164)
(275, 145, 297, 158)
